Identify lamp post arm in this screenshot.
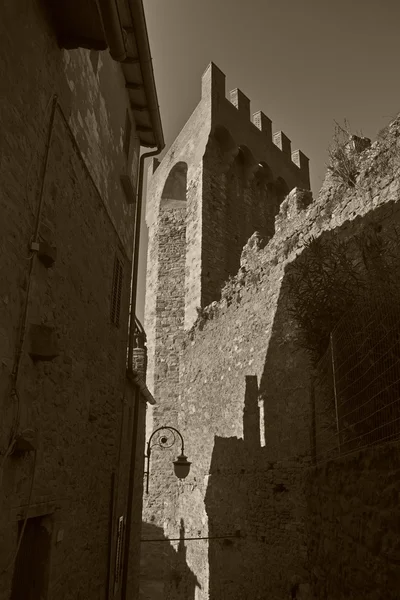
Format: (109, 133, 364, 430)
(147, 425, 185, 455)
(144, 426, 185, 495)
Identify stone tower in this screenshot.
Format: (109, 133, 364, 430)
(142, 62, 310, 598)
(145, 62, 310, 407)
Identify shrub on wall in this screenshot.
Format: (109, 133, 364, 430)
(285, 224, 400, 364)
(327, 120, 362, 188)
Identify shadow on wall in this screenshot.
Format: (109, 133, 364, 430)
(202, 219, 320, 599)
(204, 198, 400, 600)
(140, 520, 201, 600)
(201, 129, 291, 307)
(258, 278, 312, 463)
(204, 354, 311, 599)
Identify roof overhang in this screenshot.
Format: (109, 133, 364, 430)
(46, 0, 164, 149)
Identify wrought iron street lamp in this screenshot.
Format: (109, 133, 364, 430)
(145, 426, 191, 494)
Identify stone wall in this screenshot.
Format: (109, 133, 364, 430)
(140, 521, 201, 600)
(306, 440, 400, 599)
(143, 67, 311, 593)
(143, 110, 400, 598)
(0, 2, 145, 597)
(201, 134, 283, 306)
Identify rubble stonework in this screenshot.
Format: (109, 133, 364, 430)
(143, 98, 400, 599)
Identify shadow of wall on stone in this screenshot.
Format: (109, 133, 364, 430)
(140, 520, 200, 600)
(204, 374, 310, 600)
(306, 440, 400, 599)
(203, 197, 400, 600)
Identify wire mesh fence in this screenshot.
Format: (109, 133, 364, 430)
(313, 294, 400, 464)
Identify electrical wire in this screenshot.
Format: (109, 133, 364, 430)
(25, 94, 56, 217)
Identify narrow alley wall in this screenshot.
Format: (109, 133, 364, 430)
(0, 1, 142, 597)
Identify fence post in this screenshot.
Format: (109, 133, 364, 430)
(330, 332, 341, 454)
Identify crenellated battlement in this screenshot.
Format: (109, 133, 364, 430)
(145, 60, 312, 353)
(201, 62, 310, 188)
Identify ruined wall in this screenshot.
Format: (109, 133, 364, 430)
(144, 112, 400, 598)
(145, 62, 310, 394)
(0, 2, 143, 597)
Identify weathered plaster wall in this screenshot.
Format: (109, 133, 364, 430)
(0, 1, 144, 597)
(0, 1, 138, 260)
(144, 113, 400, 598)
(62, 46, 140, 254)
(0, 113, 128, 599)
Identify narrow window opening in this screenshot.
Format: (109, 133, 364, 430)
(111, 256, 124, 327)
(114, 515, 125, 592)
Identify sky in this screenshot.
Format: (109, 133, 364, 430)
(136, 0, 400, 322)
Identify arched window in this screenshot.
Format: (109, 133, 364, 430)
(236, 145, 257, 182)
(161, 162, 188, 210)
(254, 161, 273, 186)
(213, 125, 236, 156)
(275, 177, 290, 205)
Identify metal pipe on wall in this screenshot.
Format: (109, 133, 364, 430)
(127, 147, 161, 368)
(122, 144, 162, 600)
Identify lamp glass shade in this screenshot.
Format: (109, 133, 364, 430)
(173, 454, 191, 479)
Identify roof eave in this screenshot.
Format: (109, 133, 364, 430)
(95, 0, 164, 149)
(123, 0, 164, 149)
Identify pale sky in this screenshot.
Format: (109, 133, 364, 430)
(137, 0, 400, 322)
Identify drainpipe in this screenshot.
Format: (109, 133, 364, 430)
(121, 146, 162, 600)
(127, 147, 161, 371)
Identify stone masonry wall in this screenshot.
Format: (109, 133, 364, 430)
(306, 440, 400, 599)
(143, 63, 312, 598)
(144, 116, 400, 598)
(201, 135, 281, 306)
(153, 202, 186, 412)
(0, 2, 143, 597)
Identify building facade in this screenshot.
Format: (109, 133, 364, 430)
(0, 1, 163, 598)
